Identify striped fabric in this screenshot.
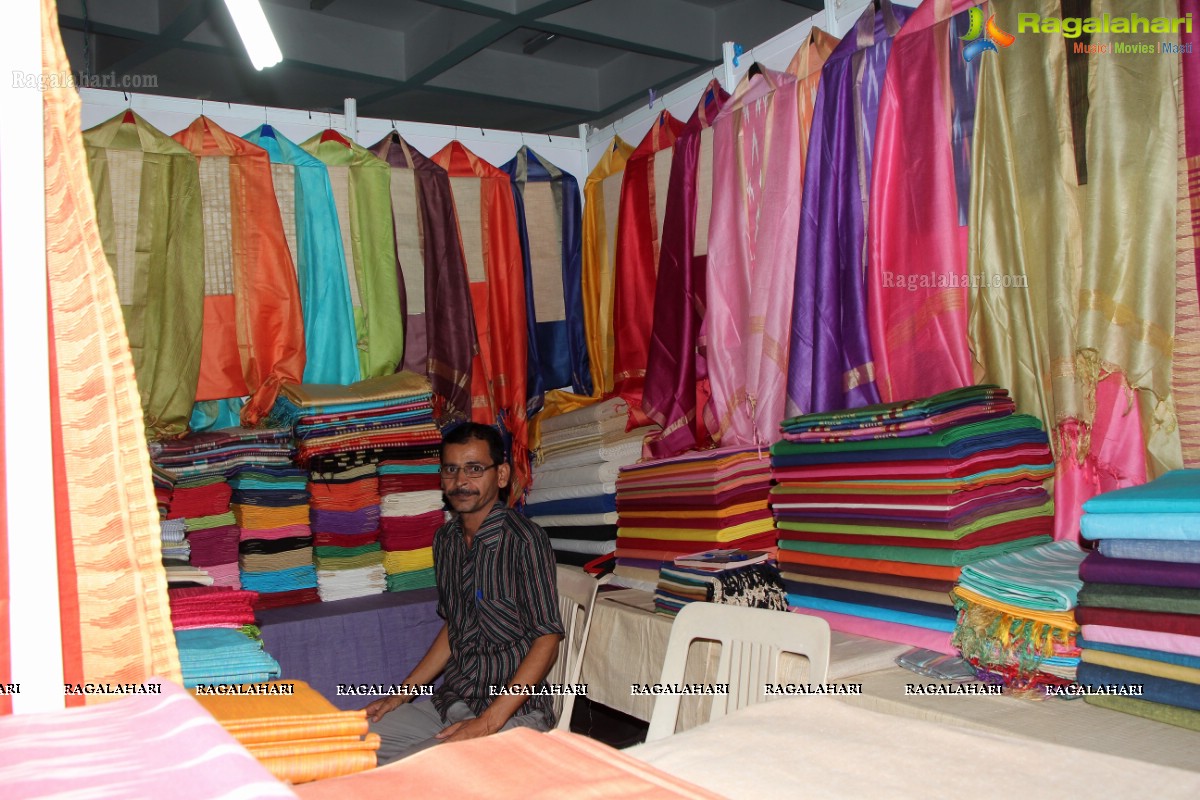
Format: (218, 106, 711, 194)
(41, 0, 182, 698)
(433, 503, 564, 726)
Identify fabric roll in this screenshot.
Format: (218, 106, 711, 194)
(1098, 539, 1200, 564)
(786, 606, 955, 654)
(1076, 662, 1200, 712)
(549, 538, 615, 556)
(1078, 637, 1200, 670)
(1076, 607, 1200, 637)
(1080, 624, 1200, 658)
(1077, 583, 1200, 615)
(1084, 694, 1200, 732)
(1081, 647, 1200, 685)
(1079, 550, 1200, 589)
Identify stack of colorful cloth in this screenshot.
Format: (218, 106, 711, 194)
(379, 463, 444, 592)
(613, 447, 777, 590)
(951, 541, 1085, 691)
(194, 680, 380, 784)
(232, 465, 319, 610)
(150, 427, 296, 478)
(150, 437, 254, 589)
(171, 587, 281, 688)
(771, 385, 1056, 654)
(270, 373, 442, 464)
(308, 461, 386, 602)
(529, 398, 654, 566)
(1077, 470, 1200, 730)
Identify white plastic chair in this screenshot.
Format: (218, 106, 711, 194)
(550, 565, 603, 730)
(644, 603, 831, 742)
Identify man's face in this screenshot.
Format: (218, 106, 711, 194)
(441, 439, 510, 516)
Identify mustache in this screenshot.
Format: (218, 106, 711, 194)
(447, 489, 479, 498)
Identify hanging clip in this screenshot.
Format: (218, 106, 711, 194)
(732, 42, 745, 68)
(647, 88, 657, 110)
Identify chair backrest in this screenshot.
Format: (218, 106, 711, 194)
(550, 565, 602, 730)
(644, 603, 831, 742)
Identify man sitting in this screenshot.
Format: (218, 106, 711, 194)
(366, 422, 563, 763)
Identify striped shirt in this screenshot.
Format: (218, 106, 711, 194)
(432, 502, 564, 726)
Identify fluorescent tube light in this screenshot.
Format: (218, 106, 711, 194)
(223, 0, 283, 70)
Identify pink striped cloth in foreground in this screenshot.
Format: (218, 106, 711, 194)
(0, 679, 297, 799)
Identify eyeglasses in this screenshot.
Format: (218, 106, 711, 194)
(439, 462, 498, 479)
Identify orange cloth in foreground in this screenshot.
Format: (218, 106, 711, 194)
(294, 728, 722, 799)
(193, 681, 376, 784)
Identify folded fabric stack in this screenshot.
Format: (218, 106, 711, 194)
(1077, 471, 1200, 730)
(194, 679, 380, 784)
(654, 562, 788, 617)
(614, 447, 777, 590)
(379, 478, 444, 593)
(770, 385, 1055, 654)
(529, 398, 654, 567)
(308, 462, 386, 602)
(951, 541, 1085, 691)
(174, 628, 282, 689)
(232, 465, 319, 610)
(270, 373, 442, 465)
(169, 585, 280, 687)
(149, 433, 291, 590)
(150, 427, 296, 479)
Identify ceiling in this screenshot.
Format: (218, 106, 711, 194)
(56, 0, 821, 135)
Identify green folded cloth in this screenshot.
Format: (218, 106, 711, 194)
(776, 501, 1053, 541)
(184, 511, 237, 531)
(1084, 694, 1200, 732)
(958, 540, 1086, 611)
(777, 536, 1054, 566)
(313, 542, 382, 559)
(314, 550, 385, 570)
(771, 414, 1045, 455)
(1077, 583, 1200, 615)
(387, 567, 436, 592)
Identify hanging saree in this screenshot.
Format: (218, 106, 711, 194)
(612, 112, 685, 425)
(785, 26, 840, 188)
(1175, 0, 1200, 467)
(301, 131, 404, 379)
(787, 0, 911, 417)
(83, 111, 203, 439)
(1078, 0, 1181, 479)
(243, 124, 360, 387)
(706, 67, 802, 448)
(642, 80, 729, 459)
(43, 0, 181, 699)
(369, 132, 477, 420)
(866, 0, 981, 404)
(501, 147, 590, 400)
(172, 117, 306, 425)
(537, 136, 634, 427)
(431, 142, 531, 496)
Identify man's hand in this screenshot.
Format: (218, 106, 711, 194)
(435, 716, 496, 743)
(363, 694, 405, 723)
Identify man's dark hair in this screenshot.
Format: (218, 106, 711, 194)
(440, 421, 506, 467)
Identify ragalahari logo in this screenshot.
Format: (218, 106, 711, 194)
(961, 7, 1015, 61)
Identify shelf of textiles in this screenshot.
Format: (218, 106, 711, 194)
(768, 385, 1057, 655)
(528, 397, 658, 569)
(151, 372, 446, 607)
(269, 372, 443, 599)
(1076, 472, 1200, 731)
